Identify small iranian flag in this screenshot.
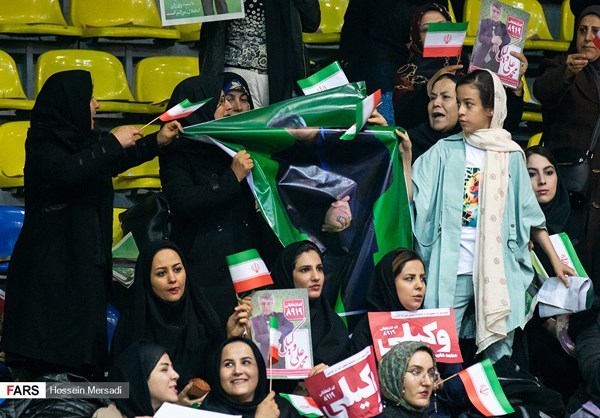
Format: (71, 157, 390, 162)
(158, 98, 211, 122)
(550, 232, 588, 277)
(297, 61, 349, 95)
(280, 394, 323, 417)
(594, 31, 600, 50)
(458, 359, 514, 417)
(269, 315, 280, 364)
(226, 249, 273, 294)
(423, 22, 468, 58)
(341, 89, 382, 140)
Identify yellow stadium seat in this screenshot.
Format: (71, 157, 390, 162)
(447, 0, 457, 23)
(463, 0, 569, 51)
(303, 0, 348, 44)
(0, 51, 34, 111)
(559, 0, 575, 42)
(0, 121, 28, 189)
(0, 0, 82, 37)
(527, 132, 543, 148)
(36, 50, 151, 114)
(134, 56, 199, 112)
(176, 23, 202, 43)
(112, 124, 162, 191)
(69, 0, 180, 40)
(113, 208, 126, 247)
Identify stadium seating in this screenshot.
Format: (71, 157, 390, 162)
(0, 0, 82, 37)
(0, 121, 28, 190)
(113, 208, 127, 247)
(0, 51, 34, 111)
(527, 132, 543, 148)
(69, 0, 180, 40)
(112, 124, 162, 191)
(36, 49, 151, 113)
(559, 0, 575, 43)
(522, 78, 543, 123)
(176, 23, 202, 43)
(463, 0, 570, 51)
(134, 56, 199, 112)
(302, 0, 348, 45)
(0, 206, 25, 274)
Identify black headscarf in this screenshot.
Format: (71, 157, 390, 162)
(270, 241, 351, 365)
(166, 71, 254, 128)
(201, 337, 301, 417)
(30, 69, 96, 152)
(111, 240, 224, 388)
(109, 341, 166, 418)
(525, 146, 571, 235)
(407, 3, 453, 56)
(366, 248, 425, 312)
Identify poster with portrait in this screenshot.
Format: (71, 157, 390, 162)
(159, 0, 244, 25)
(304, 346, 383, 418)
(251, 288, 313, 379)
(368, 309, 463, 363)
(469, 0, 530, 88)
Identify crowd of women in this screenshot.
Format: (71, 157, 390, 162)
(0, 1, 598, 417)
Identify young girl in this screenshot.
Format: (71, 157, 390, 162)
(398, 69, 574, 361)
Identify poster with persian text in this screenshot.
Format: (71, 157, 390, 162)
(159, 0, 244, 25)
(305, 346, 383, 418)
(251, 288, 313, 379)
(368, 308, 463, 363)
(468, 0, 530, 88)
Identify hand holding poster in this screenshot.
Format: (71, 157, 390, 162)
(251, 289, 313, 379)
(368, 309, 462, 363)
(305, 346, 383, 418)
(469, 0, 530, 88)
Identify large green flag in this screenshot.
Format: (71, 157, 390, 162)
(183, 83, 412, 322)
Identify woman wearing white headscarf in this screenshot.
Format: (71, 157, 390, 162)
(398, 69, 574, 361)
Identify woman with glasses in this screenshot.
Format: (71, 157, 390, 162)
(378, 341, 437, 417)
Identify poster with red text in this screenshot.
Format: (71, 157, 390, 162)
(251, 289, 313, 379)
(305, 346, 383, 418)
(368, 308, 462, 363)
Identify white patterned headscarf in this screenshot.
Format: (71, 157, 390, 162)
(462, 69, 524, 353)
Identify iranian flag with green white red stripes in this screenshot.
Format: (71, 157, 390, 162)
(423, 21, 468, 58)
(458, 359, 514, 416)
(225, 249, 273, 294)
(280, 394, 323, 417)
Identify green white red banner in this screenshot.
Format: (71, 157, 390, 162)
(458, 359, 514, 416)
(423, 22, 468, 58)
(226, 249, 273, 294)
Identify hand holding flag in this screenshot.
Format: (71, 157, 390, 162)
(341, 90, 382, 140)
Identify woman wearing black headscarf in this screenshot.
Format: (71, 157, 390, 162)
(269, 240, 351, 366)
(525, 146, 583, 403)
(160, 73, 281, 328)
(94, 342, 179, 418)
(1, 70, 181, 378)
(200, 336, 301, 417)
(350, 248, 426, 354)
(111, 240, 249, 390)
(534, 6, 600, 280)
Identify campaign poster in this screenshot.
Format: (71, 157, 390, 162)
(305, 346, 383, 418)
(368, 308, 463, 363)
(251, 288, 313, 379)
(159, 0, 244, 25)
(469, 0, 530, 88)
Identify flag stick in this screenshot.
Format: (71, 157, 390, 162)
(269, 353, 273, 392)
(236, 294, 250, 337)
(435, 372, 459, 388)
(139, 115, 160, 132)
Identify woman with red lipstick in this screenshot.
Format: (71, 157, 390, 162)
(94, 342, 180, 418)
(350, 248, 426, 353)
(534, 5, 600, 283)
(378, 341, 437, 417)
(111, 241, 252, 393)
(270, 240, 351, 367)
(200, 337, 301, 417)
(400, 69, 575, 362)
